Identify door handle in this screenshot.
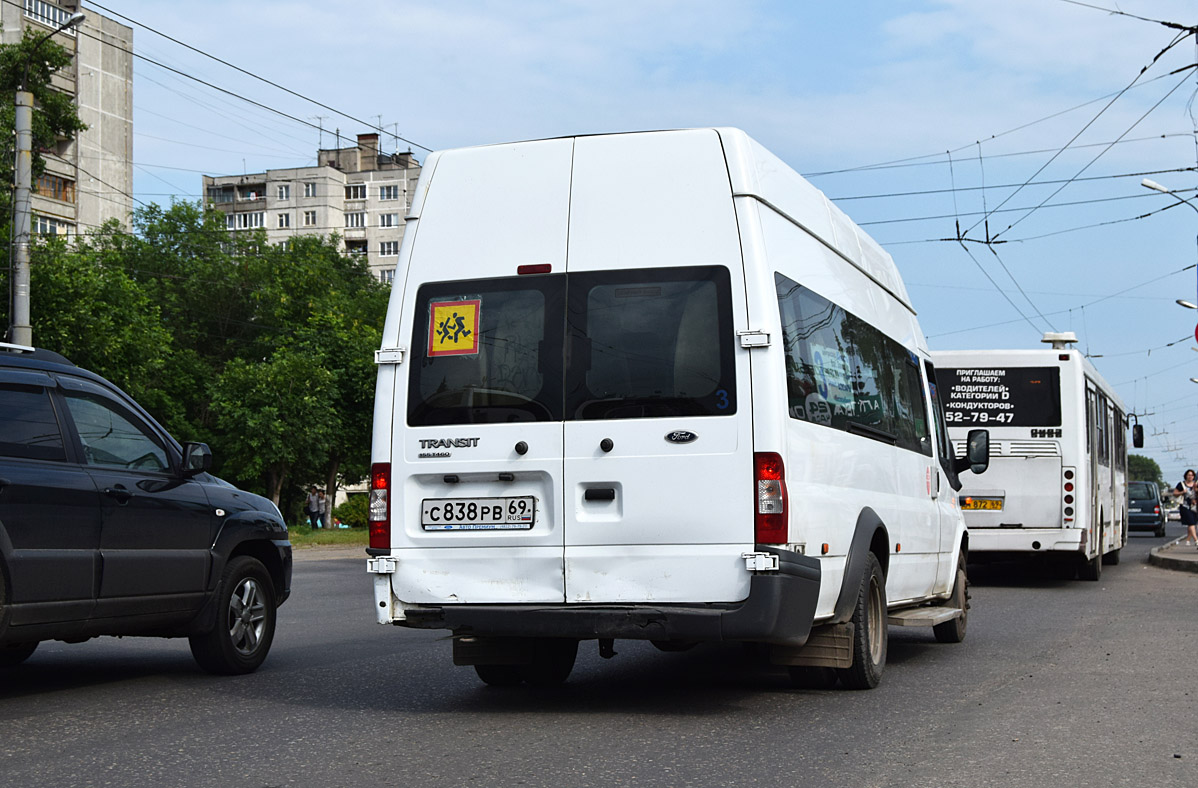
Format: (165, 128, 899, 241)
(584, 487, 616, 502)
(103, 486, 132, 505)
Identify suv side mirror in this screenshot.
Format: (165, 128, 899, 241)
(1133, 423, 1144, 448)
(181, 442, 213, 477)
(954, 429, 989, 475)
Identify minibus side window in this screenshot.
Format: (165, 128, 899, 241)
(407, 276, 565, 425)
(565, 266, 736, 420)
(775, 273, 930, 455)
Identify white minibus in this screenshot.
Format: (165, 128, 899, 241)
(367, 129, 989, 689)
(932, 333, 1136, 580)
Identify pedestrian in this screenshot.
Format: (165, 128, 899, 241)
(306, 485, 322, 529)
(318, 489, 331, 530)
(1172, 469, 1198, 546)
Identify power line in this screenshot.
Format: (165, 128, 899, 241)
(1057, 0, 1198, 32)
(85, 1, 432, 153)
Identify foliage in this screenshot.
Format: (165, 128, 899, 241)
(10, 201, 389, 505)
(333, 494, 370, 529)
(0, 29, 89, 204)
(1128, 454, 1164, 491)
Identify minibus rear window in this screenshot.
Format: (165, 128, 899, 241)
(565, 266, 736, 420)
(408, 277, 565, 425)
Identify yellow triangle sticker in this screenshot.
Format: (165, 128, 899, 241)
(428, 299, 481, 357)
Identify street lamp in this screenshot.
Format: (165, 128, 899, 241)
(1143, 178, 1198, 347)
(7, 11, 86, 346)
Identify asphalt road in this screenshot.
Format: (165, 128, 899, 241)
(2, 526, 1197, 788)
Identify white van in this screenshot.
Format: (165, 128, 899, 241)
(367, 128, 989, 689)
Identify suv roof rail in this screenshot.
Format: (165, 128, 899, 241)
(0, 342, 74, 365)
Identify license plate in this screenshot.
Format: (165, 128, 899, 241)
(421, 496, 535, 530)
(961, 497, 1003, 511)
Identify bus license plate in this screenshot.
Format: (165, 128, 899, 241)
(421, 497, 536, 530)
(961, 497, 1003, 511)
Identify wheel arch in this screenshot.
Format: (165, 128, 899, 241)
(831, 507, 889, 625)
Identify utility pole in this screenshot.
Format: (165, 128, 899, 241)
(8, 11, 86, 346)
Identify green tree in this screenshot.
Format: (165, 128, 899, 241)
(1128, 454, 1164, 490)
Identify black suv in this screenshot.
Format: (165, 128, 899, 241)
(0, 343, 291, 674)
(1127, 480, 1166, 538)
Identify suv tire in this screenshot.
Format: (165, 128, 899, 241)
(189, 556, 277, 675)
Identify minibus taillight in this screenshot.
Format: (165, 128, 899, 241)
(754, 452, 788, 544)
(369, 462, 391, 550)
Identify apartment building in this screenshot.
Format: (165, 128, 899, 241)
(202, 134, 421, 283)
(1, 1, 134, 235)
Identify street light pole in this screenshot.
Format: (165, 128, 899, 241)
(1143, 178, 1198, 344)
(7, 11, 86, 346)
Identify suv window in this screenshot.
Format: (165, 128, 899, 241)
(1128, 482, 1155, 499)
(0, 383, 66, 461)
(63, 392, 170, 471)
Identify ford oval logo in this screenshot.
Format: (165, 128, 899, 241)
(665, 430, 698, 444)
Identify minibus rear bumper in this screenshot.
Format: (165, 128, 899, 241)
(398, 548, 822, 647)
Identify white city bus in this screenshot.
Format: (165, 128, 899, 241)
(931, 333, 1134, 580)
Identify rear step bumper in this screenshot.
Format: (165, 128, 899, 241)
(399, 547, 821, 647)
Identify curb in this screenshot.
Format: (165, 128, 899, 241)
(1149, 536, 1198, 574)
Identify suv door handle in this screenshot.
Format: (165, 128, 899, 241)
(103, 486, 132, 505)
(584, 487, 616, 502)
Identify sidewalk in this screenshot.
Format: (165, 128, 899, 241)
(1149, 536, 1198, 574)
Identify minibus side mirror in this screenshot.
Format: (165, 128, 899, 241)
(1132, 424, 1144, 449)
(954, 429, 989, 475)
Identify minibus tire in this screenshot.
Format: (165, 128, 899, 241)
(933, 552, 968, 644)
(837, 553, 887, 690)
(1102, 548, 1120, 566)
(474, 664, 524, 687)
(519, 638, 579, 687)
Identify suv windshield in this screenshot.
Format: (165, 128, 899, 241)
(407, 266, 736, 426)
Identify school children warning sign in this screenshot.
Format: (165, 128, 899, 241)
(427, 299, 481, 357)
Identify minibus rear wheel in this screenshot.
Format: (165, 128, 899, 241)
(837, 553, 887, 690)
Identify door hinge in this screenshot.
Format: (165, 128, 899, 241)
(374, 347, 405, 365)
(367, 556, 397, 574)
(738, 330, 771, 348)
(742, 552, 780, 572)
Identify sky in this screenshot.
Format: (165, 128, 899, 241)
(91, 0, 1198, 484)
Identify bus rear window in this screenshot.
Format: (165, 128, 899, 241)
(565, 266, 736, 420)
(938, 366, 1061, 427)
(407, 277, 565, 425)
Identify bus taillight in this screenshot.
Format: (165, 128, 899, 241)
(369, 462, 391, 549)
(1062, 467, 1076, 523)
(754, 452, 788, 544)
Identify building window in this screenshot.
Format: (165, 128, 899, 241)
(346, 241, 368, 257)
(228, 212, 264, 230)
(345, 184, 366, 200)
(24, 1, 78, 35)
(33, 215, 73, 237)
(346, 212, 366, 228)
(380, 268, 396, 284)
(380, 241, 399, 256)
(36, 174, 75, 203)
(303, 210, 317, 227)
(208, 186, 234, 204)
(379, 213, 399, 228)
(303, 182, 316, 198)
(277, 185, 291, 200)
(379, 184, 399, 201)
(277, 213, 291, 229)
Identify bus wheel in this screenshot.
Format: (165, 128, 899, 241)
(519, 638, 579, 687)
(1102, 547, 1120, 566)
(837, 553, 887, 690)
(934, 551, 969, 644)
